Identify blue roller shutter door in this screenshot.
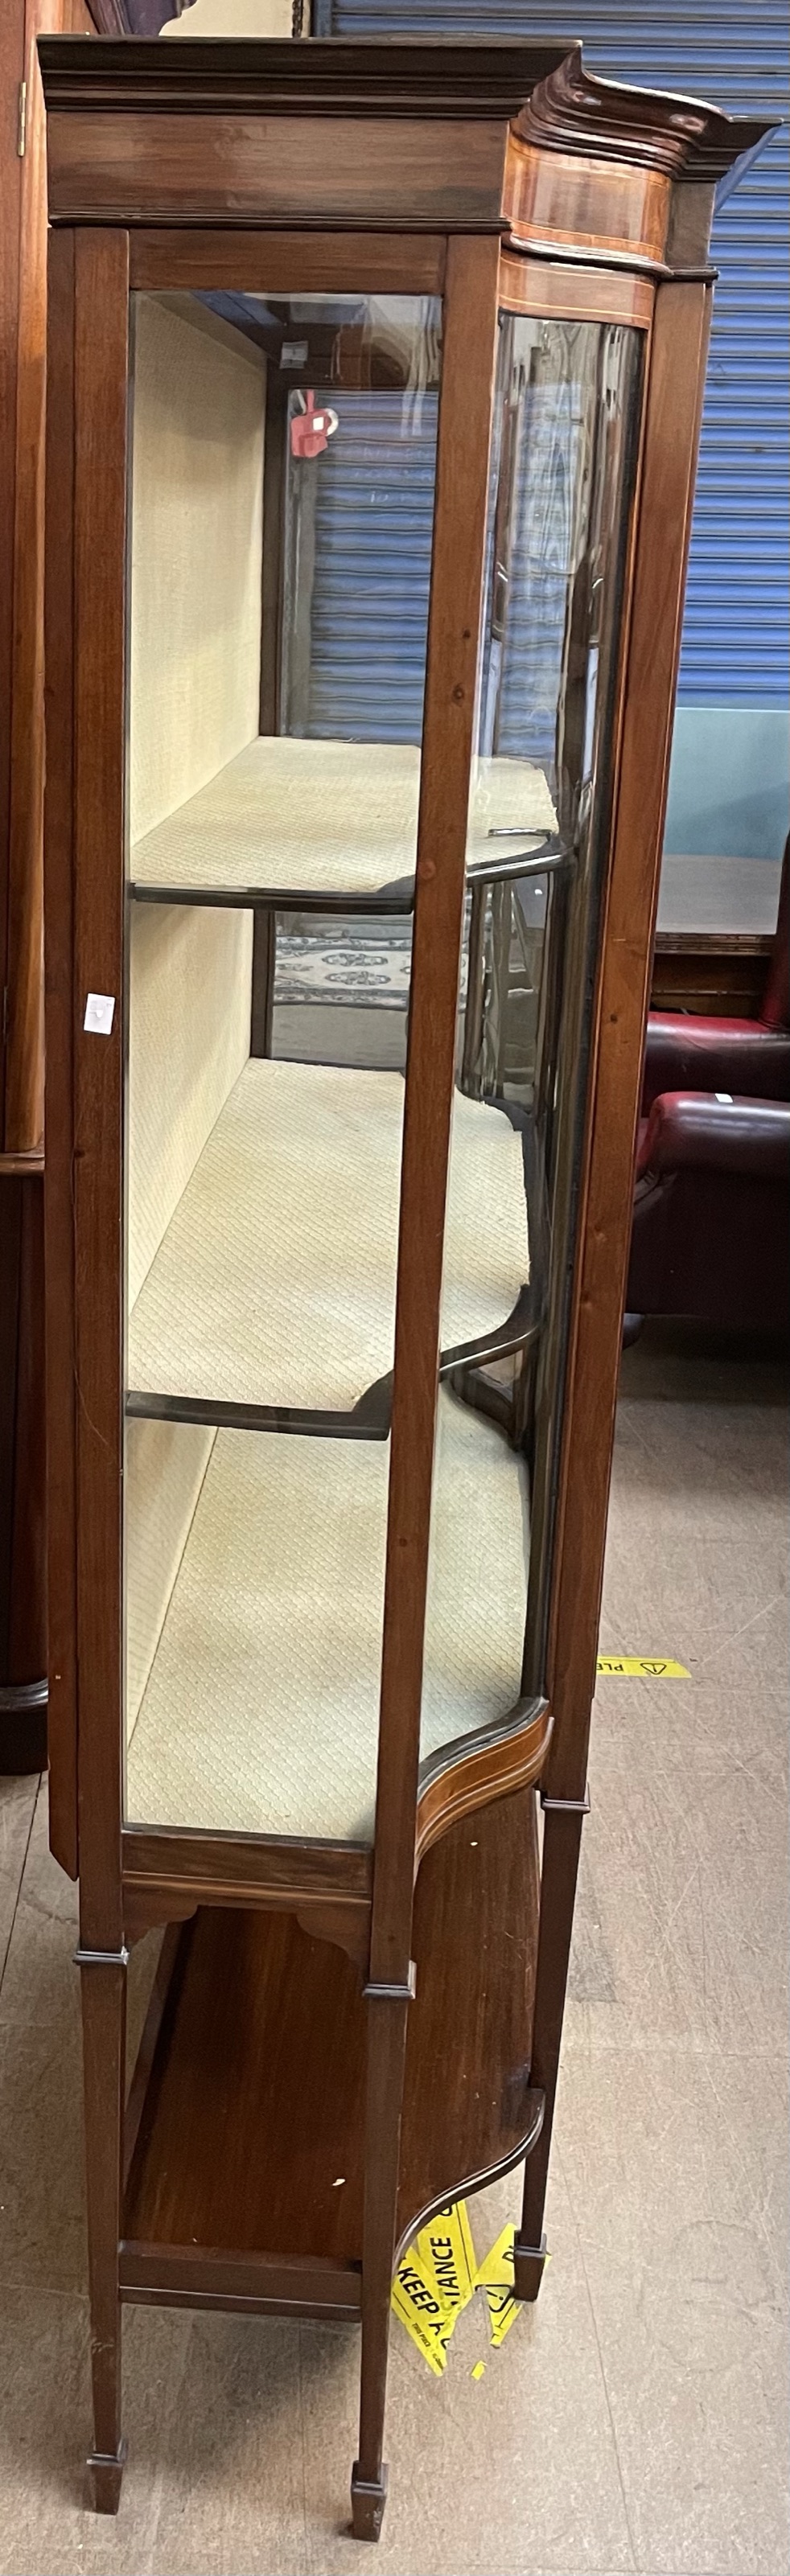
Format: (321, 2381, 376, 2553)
(320, 2, 788, 730)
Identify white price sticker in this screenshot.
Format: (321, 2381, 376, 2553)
(84, 992, 115, 1036)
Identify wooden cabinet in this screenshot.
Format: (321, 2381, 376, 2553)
(0, 0, 94, 1774)
(39, 33, 767, 2538)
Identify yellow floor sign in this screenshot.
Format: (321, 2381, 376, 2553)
(393, 2203, 530, 2375)
(596, 1654, 690, 1677)
(474, 2224, 521, 2348)
(391, 2200, 477, 2377)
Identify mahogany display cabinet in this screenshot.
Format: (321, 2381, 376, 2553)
(39, 33, 767, 2541)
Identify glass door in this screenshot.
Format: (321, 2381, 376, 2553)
(121, 276, 644, 1850)
(121, 281, 521, 1845)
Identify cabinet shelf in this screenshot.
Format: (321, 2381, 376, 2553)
(121, 1785, 542, 2303)
(129, 736, 558, 910)
(127, 1058, 530, 1424)
(125, 1393, 529, 1843)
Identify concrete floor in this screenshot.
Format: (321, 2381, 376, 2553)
(0, 1324, 787, 2576)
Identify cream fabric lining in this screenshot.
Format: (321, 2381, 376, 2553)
(125, 1395, 529, 1842)
(127, 293, 265, 1300)
(127, 905, 253, 1308)
(125, 1416, 216, 1728)
(131, 737, 558, 897)
(129, 294, 265, 846)
(127, 1058, 529, 1411)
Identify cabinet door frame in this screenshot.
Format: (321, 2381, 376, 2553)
(47, 225, 504, 1962)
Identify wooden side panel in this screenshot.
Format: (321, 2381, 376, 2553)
(4, 0, 95, 1153)
(0, 1183, 23, 1692)
(0, 1173, 47, 1769)
(6, 1173, 47, 1683)
(71, 228, 129, 1942)
(372, 235, 500, 1986)
(43, 225, 78, 1870)
(5, 2, 60, 1157)
(0, 0, 24, 1143)
(121, 1787, 540, 2266)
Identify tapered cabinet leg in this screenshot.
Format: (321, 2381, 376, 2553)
(514, 1805, 585, 2303)
(79, 1949, 128, 2512)
(352, 1986, 410, 2542)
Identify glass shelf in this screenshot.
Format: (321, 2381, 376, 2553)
(129, 737, 558, 910)
(124, 1391, 529, 1843)
(126, 1058, 530, 1424)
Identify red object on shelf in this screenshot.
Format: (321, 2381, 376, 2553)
(290, 389, 339, 459)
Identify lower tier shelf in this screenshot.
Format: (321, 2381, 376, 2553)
(121, 1784, 541, 2303)
(127, 1058, 529, 1419)
(125, 1391, 529, 1841)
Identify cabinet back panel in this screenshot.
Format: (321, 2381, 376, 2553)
(126, 295, 265, 1301)
(129, 292, 265, 845)
(127, 902, 252, 1309)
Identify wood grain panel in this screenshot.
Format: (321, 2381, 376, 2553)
(122, 1826, 372, 1912)
(5, 6, 95, 1158)
(5, 1172, 47, 1687)
(118, 2245, 363, 2320)
(499, 246, 652, 328)
(0, 0, 24, 1144)
(47, 112, 508, 232)
(122, 1787, 541, 2269)
(41, 34, 566, 117)
(130, 231, 446, 297)
(72, 228, 129, 1944)
(505, 142, 670, 270)
(43, 224, 78, 1871)
(4, 3, 53, 1154)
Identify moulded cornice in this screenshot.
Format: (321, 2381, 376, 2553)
(40, 35, 776, 192)
(516, 50, 775, 186)
(38, 34, 573, 117)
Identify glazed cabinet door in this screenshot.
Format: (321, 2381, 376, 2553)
(61, 231, 646, 1928)
(121, 275, 453, 1848)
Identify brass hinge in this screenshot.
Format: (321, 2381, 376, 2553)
(17, 79, 27, 159)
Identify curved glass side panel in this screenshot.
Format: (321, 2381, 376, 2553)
(422, 313, 644, 1786)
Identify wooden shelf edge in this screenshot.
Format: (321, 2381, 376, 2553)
(121, 1826, 373, 1938)
(121, 1695, 553, 1946)
(393, 2085, 545, 2274)
(118, 2085, 545, 2319)
(118, 2242, 362, 2321)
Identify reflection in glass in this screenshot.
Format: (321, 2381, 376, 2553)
(423, 314, 644, 1773)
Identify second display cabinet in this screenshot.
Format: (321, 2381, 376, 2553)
(39, 32, 767, 2541)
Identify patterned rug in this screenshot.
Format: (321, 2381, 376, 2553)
(274, 913, 469, 1010)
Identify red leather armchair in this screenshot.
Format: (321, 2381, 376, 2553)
(626, 842, 790, 1333)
